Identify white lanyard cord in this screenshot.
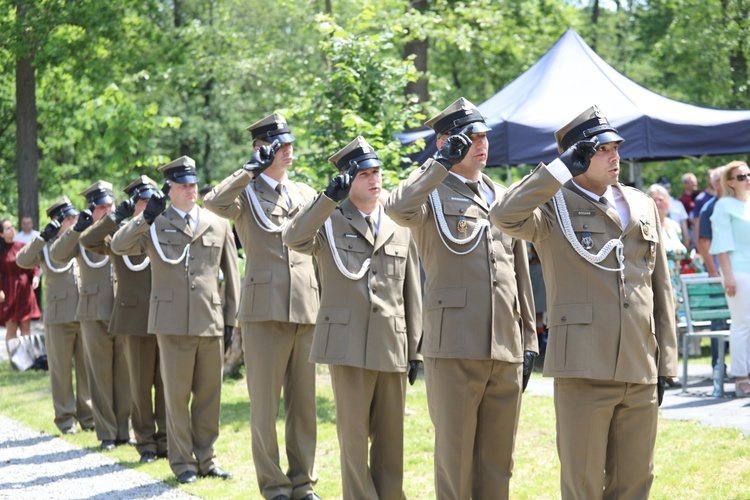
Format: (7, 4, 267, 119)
(149, 223, 190, 266)
(552, 189, 625, 273)
(43, 245, 74, 273)
(123, 255, 150, 272)
(78, 243, 110, 269)
(245, 185, 288, 233)
(428, 190, 490, 255)
(324, 218, 371, 280)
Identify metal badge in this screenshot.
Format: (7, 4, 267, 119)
(649, 241, 656, 257)
(457, 218, 467, 233)
(581, 231, 593, 250)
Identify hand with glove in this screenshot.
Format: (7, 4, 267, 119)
(408, 360, 423, 386)
(657, 376, 666, 407)
(143, 183, 170, 225)
(113, 197, 136, 224)
(522, 350, 537, 393)
(73, 209, 94, 232)
(243, 140, 281, 177)
(433, 124, 474, 170)
(324, 163, 358, 202)
(558, 137, 599, 177)
(40, 219, 61, 241)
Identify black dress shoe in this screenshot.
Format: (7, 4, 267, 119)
(271, 496, 290, 500)
(115, 438, 137, 446)
(200, 467, 233, 480)
(61, 426, 77, 435)
(156, 450, 168, 459)
(177, 470, 197, 484)
(139, 451, 156, 464)
(100, 440, 115, 451)
(300, 494, 322, 500)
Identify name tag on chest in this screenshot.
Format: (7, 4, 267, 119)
(574, 210, 596, 216)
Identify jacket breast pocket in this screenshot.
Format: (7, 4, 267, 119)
(334, 236, 368, 273)
(315, 307, 351, 359)
(80, 283, 99, 318)
(635, 223, 659, 271)
(441, 200, 477, 239)
(383, 243, 407, 278)
(151, 288, 174, 330)
(547, 303, 592, 371)
(424, 288, 467, 353)
(244, 270, 272, 315)
(202, 234, 221, 261)
(156, 232, 188, 260)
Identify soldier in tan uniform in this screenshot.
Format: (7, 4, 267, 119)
(110, 156, 239, 485)
(283, 137, 422, 499)
(491, 105, 678, 499)
(16, 198, 93, 434)
(203, 114, 320, 500)
(79, 176, 167, 464)
(50, 181, 131, 451)
(386, 98, 537, 499)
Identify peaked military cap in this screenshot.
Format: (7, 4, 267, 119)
(424, 97, 492, 136)
(158, 156, 199, 184)
(46, 196, 79, 220)
(328, 136, 383, 173)
(555, 105, 624, 153)
(80, 180, 114, 206)
(246, 113, 295, 144)
(124, 175, 159, 199)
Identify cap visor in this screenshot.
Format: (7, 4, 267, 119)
(354, 158, 383, 172)
(136, 188, 159, 199)
(449, 121, 492, 135)
(92, 195, 114, 206)
(267, 133, 295, 144)
(170, 174, 199, 184)
(593, 131, 624, 146)
(59, 207, 79, 219)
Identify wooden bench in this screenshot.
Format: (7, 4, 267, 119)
(679, 275, 731, 396)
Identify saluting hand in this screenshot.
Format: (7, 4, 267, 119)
(558, 137, 599, 177)
(324, 163, 358, 202)
(114, 197, 136, 224)
(243, 140, 281, 177)
(73, 209, 94, 232)
(40, 219, 61, 241)
(433, 124, 474, 170)
(143, 184, 169, 225)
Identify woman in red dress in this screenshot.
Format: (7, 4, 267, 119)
(1, 219, 41, 342)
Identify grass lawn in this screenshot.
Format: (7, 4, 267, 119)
(1, 355, 749, 499)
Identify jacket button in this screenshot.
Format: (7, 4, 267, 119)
(250, 278, 254, 282)
(372, 289, 377, 294)
(290, 263, 294, 268)
(372, 270, 377, 275)
(583, 224, 589, 229)
(190, 271, 195, 275)
(438, 300, 442, 305)
(121, 302, 125, 306)
(561, 316, 567, 322)
(373, 306, 378, 313)
(374, 251, 379, 256)
(459, 209, 464, 213)
(324, 316, 329, 321)
(348, 245, 353, 249)
(624, 301, 630, 308)
(191, 285, 195, 290)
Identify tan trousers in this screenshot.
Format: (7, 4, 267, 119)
(330, 364, 407, 500)
(554, 378, 658, 500)
(45, 321, 93, 431)
(122, 335, 167, 456)
(425, 357, 523, 500)
(157, 334, 223, 476)
(243, 321, 317, 499)
(81, 320, 131, 441)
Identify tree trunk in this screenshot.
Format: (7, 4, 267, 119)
(15, 1, 39, 228)
(404, 0, 429, 103)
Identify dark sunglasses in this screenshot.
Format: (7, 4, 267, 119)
(730, 173, 749, 181)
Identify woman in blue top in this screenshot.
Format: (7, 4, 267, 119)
(710, 161, 750, 397)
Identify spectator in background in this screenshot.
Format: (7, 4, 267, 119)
(692, 171, 717, 237)
(15, 216, 43, 312)
(697, 165, 729, 372)
(658, 176, 691, 249)
(710, 161, 750, 397)
(15, 216, 39, 244)
(680, 173, 700, 244)
(0, 219, 41, 350)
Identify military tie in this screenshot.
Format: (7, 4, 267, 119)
(184, 214, 193, 235)
(365, 215, 376, 238)
(466, 181, 485, 203)
(275, 183, 290, 208)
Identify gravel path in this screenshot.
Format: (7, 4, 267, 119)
(0, 415, 196, 500)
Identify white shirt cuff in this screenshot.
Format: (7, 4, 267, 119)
(546, 158, 573, 184)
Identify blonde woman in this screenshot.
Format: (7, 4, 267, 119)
(710, 161, 750, 396)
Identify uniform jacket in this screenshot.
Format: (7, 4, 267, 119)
(386, 159, 537, 362)
(203, 170, 319, 325)
(490, 164, 678, 383)
(283, 194, 422, 372)
(49, 227, 114, 323)
(17, 236, 80, 325)
(79, 215, 151, 336)
(110, 206, 239, 337)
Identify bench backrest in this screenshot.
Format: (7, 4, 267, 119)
(680, 276, 730, 333)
